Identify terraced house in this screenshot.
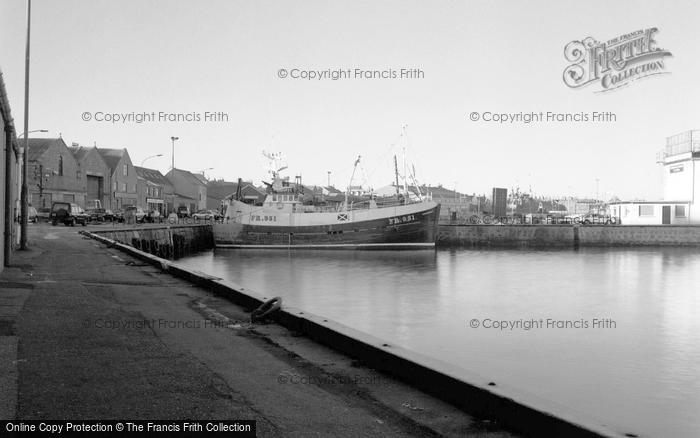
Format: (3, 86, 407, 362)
(68, 144, 111, 210)
(97, 148, 137, 210)
(135, 166, 173, 215)
(27, 138, 83, 209)
(165, 168, 207, 214)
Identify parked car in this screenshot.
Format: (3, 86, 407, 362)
(145, 210, 162, 223)
(582, 213, 614, 225)
(85, 208, 107, 222)
(176, 206, 190, 218)
(36, 207, 51, 222)
(112, 209, 125, 223)
(103, 209, 115, 222)
(85, 199, 104, 210)
(565, 214, 584, 223)
(28, 206, 38, 223)
(192, 209, 216, 220)
(124, 206, 146, 223)
(50, 202, 88, 226)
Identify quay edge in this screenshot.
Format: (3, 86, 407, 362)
(86, 223, 700, 254)
(437, 223, 700, 247)
(80, 228, 628, 438)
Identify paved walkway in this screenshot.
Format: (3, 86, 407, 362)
(0, 223, 517, 437)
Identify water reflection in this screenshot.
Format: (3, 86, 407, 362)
(179, 247, 700, 438)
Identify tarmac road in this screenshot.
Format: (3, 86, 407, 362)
(0, 222, 518, 437)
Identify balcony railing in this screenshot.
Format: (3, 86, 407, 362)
(663, 130, 700, 158)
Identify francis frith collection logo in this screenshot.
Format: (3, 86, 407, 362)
(563, 28, 672, 92)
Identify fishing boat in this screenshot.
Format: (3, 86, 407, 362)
(213, 152, 440, 249)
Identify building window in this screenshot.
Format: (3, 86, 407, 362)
(123, 164, 128, 176)
(675, 205, 687, 218)
(113, 181, 117, 191)
(639, 205, 654, 216)
(58, 156, 63, 176)
(121, 182, 127, 192)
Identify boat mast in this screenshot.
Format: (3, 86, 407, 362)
(394, 155, 400, 195)
(411, 164, 423, 200)
(346, 155, 361, 210)
(403, 146, 408, 201)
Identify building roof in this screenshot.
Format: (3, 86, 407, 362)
(96, 148, 127, 170)
(27, 138, 69, 161)
(167, 168, 206, 187)
(421, 185, 472, 199)
(324, 186, 343, 195)
(221, 182, 267, 201)
(192, 173, 208, 184)
(68, 145, 102, 162)
(206, 181, 239, 200)
(134, 166, 172, 187)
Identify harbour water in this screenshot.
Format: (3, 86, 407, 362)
(178, 247, 700, 437)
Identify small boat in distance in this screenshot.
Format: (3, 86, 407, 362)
(213, 152, 440, 249)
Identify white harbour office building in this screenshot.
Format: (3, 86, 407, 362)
(610, 130, 700, 225)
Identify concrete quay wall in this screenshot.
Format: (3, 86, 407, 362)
(577, 225, 700, 246)
(438, 224, 700, 247)
(437, 224, 575, 247)
(90, 224, 214, 259)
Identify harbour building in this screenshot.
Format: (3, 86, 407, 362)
(610, 130, 700, 225)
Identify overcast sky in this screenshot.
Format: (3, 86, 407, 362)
(1, 0, 699, 200)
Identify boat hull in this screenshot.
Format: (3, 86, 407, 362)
(214, 202, 440, 249)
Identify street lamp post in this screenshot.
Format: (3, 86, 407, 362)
(141, 154, 163, 167)
(170, 136, 179, 170)
(18, 129, 47, 138)
(20, 0, 32, 250)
